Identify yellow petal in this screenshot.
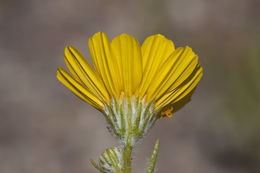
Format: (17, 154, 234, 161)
(155, 47, 198, 100)
(111, 33, 142, 95)
(167, 54, 198, 92)
(64, 55, 83, 84)
(148, 46, 198, 101)
(64, 46, 110, 102)
(145, 47, 183, 100)
(173, 65, 203, 102)
(89, 32, 121, 97)
(155, 65, 203, 108)
(141, 34, 175, 70)
(57, 67, 104, 110)
(138, 34, 175, 97)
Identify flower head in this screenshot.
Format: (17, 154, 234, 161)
(57, 32, 203, 143)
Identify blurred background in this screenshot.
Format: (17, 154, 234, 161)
(0, 0, 260, 172)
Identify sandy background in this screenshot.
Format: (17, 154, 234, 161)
(1, 0, 260, 172)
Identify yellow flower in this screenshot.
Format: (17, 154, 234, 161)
(57, 32, 203, 118)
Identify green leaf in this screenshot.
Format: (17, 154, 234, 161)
(146, 139, 160, 173)
(90, 159, 103, 172)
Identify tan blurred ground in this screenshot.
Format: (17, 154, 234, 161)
(0, 0, 260, 173)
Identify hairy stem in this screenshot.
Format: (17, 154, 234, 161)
(121, 118, 133, 173)
(121, 142, 132, 173)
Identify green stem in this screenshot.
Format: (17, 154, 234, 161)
(121, 141, 132, 173)
(122, 118, 133, 173)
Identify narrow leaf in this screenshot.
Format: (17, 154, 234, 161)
(90, 159, 103, 172)
(146, 139, 160, 173)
